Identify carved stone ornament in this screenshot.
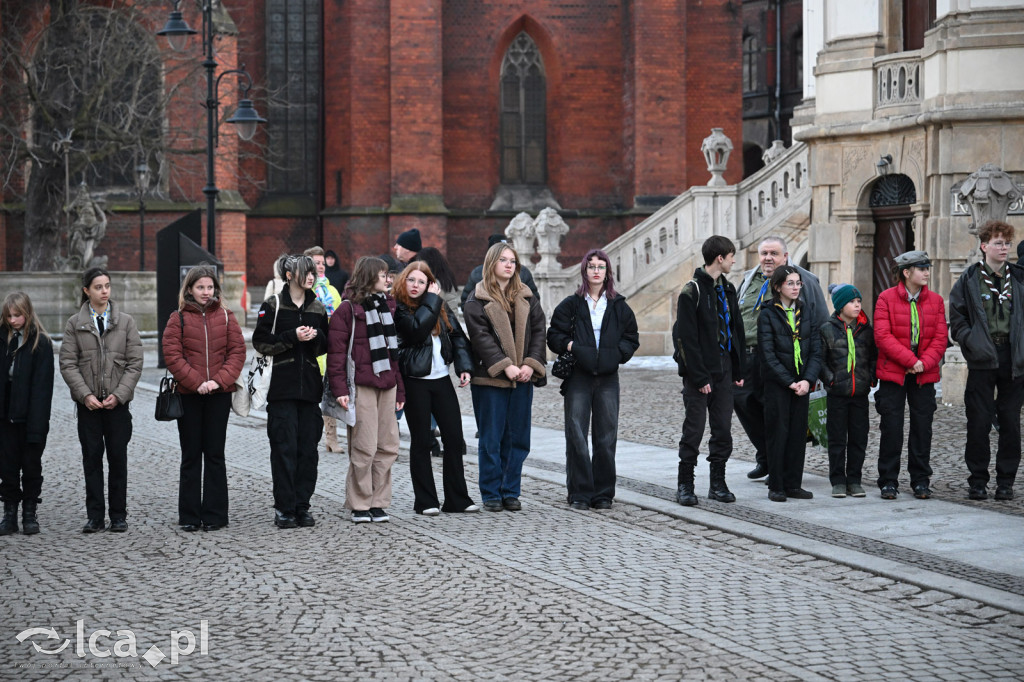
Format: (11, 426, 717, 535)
(504, 212, 536, 258)
(956, 163, 1024, 234)
(701, 128, 733, 187)
(532, 207, 570, 273)
(761, 140, 787, 166)
(62, 182, 108, 272)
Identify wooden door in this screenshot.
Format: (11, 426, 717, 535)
(873, 206, 915, 302)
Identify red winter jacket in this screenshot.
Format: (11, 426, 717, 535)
(163, 298, 246, 394)
(873, 282, 947, 385)
(327, 298, 406, 403)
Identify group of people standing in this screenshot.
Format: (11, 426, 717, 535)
(0, 219, 1017, 537)
(675, 219, 1020, 506)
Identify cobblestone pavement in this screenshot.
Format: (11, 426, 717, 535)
(1, 357, 1023, 679)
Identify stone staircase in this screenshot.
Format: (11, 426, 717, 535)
(528, 140, 811, 355)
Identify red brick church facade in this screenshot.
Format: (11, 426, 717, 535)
(1, 1, 742, 284)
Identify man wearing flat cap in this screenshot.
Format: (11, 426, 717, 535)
(873, 249, 947, 500)
(949, 219, 1024, 502)
(394, 228, 422, 265)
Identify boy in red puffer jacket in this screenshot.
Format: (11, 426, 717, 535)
(873, 251, 948, 501)
(820, 284, 877, 499)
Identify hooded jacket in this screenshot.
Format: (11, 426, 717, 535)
(873, 281, 947, 385)
(162, 297, 246, 394)
(463, 282, 546, 388)
(547, 292, 640, 377)
(252, 285, 329, 404)
(59, 300, 143, 406)
(0, 329, 53, 444)
(949, 261, 1024, 378)
(395, 292, 473, 378)
(819, 311, 877, 397)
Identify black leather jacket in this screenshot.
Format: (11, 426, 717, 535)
(395, 293, 473, 378)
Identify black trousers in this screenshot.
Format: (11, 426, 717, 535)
(875, 377, 935, 490)
(564, 372, 620, 504)
(77, 402, 132, 521)
(763, 381, 808, 492)
(826, 393, 869, 486)
(403, 376, 474, 512)
(266, 399, 321, 514)
(964, 344, 1024, 489)
(679, 366, 733, 480)
(733, 347, 766, 466)
(0, 420, 44, 503)
(177, 392, 231, 526)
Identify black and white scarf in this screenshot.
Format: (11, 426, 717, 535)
(980, 264, 1012, 321)
(363, 293, 398, 376)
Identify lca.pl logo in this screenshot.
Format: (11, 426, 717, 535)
(16, 619, 209, 668)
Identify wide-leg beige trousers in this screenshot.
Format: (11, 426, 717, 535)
(345, 385, 399, 510)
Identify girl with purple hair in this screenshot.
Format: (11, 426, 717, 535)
(546, 249, 640, 510)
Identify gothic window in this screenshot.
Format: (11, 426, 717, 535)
(742, 32, 760, 93)
(266, 0, 320, 195)
(500, 33, 546, 185)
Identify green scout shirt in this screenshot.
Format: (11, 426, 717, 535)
(979, 262, 1012, 340)
(740, 269, 768, 347)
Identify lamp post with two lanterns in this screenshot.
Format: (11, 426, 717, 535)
(157, 1, 265, 258)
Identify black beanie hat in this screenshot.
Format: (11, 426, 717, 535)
(396, 228, 422, 253)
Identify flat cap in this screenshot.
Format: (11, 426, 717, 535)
(894, 250, 931, 269)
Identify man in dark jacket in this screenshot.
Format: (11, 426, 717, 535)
(950, 219, 1024, 501)
(460, 234, 540, 310)
(674, 235, 745, 506)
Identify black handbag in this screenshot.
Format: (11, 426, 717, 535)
(155, 374, 184, 421)
(551, 305, 577, 380)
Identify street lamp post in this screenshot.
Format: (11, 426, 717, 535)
(134, 162, 151, 270)
(158, 1, 265, 258)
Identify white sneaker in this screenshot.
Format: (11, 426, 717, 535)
(420, 507, 440, 516)
(462, 504, 480, 513)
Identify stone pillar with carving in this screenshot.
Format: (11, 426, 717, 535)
(955, 164, 1023, 266)
(701, 128, 733, 187)
(532, 208, 570, 273)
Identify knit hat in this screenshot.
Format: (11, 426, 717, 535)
(829, 283, 862, 313)
(487, 233, 508, 249)
(396, 228, 422, 253)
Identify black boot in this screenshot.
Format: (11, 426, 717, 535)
(708, 462, 736, 503)
(676, 465, 698, 506)
(22, 501, 40, 535)
(0, 502, 18, 535)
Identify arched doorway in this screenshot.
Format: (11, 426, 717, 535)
(870, 174, 917, 302)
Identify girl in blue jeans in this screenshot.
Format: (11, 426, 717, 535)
(463, 242, 547, 511)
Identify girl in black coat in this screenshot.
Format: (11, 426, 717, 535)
(757, 265, 822, 502)
(0, 292, 54, 535)
(394, 262, 478, 515)
(547, 249, 640, 509)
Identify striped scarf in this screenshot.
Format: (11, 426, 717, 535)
(363, 293, 398, 376)
(980, 265, 1011, 321)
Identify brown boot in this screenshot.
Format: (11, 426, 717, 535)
(323, 416, 341, 452)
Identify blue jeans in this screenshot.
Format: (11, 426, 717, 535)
(476, 382, 533, 502)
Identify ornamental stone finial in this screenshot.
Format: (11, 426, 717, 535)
(956, 163, 1023, 234)
(505, 212, 536, 258)
(762, 140, 787, 166)
(701, 127, 733, 187)
(533, 208, 570, 273)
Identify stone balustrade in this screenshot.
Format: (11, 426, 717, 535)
(875, 54, 922, 108)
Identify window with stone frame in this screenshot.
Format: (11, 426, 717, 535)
(742, 31, 760, 93)
(500, 33, 546, 186)
(266, 0, 320, 195)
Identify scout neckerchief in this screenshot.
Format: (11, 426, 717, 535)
(980, 262, 1011, 321)
(715, 279, 732, 353)
(776, 302, 802, 372)
(908, 291, 920, 348)
(754, 274, 771, 312)
(845, 321, 855, 373)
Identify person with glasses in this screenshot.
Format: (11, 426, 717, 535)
(734, 237, 827, 481)
(950, 220, 1024, 501)
(873, 250, 947, 501)
(758, 265, 822, 502)
(463, 242, 547, 512)
(547, 249, 639, 510)
(669, 236, 745, 507)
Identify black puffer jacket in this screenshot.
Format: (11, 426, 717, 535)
(757, 300, 822, 388)
(819, 311, 876, 397)
(252, 285, 329, 404)
(0, 330, 54, 445)
(395, 293, 473, 378)
(547, 293, 640, 377)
